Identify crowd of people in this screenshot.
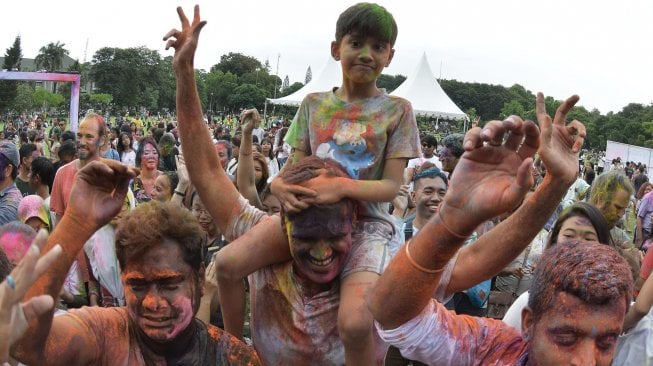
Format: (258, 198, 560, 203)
(1, 3, 652, 365)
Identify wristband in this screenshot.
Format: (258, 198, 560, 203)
(405, 240, 444, 275)
(437, 208, 469, 239)
(174, 190, 186, 197)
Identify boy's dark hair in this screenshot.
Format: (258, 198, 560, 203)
(31, 156, 55, 190)
(0, 247, 10, 281)
(336, 3, 398, 46)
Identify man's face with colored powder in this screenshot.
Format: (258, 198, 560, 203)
(595, 188, 630, 229)
(284, 204, 354, 284)
(523, 292, 625, 366)
(438, 146, 458, 174)
(122, 239, 203, 343)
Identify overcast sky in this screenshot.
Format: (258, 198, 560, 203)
(3, 0, 652, 114)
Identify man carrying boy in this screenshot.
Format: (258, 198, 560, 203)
(269, 4, 420, 363)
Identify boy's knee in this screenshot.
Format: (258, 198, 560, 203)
(338, 307, 373, 344)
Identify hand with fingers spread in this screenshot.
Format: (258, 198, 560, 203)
(163, 5, 207, 71)
(67, 159, 139, 231)
(0, 230, 62, 363)
(440, 116, 540, 233)
(535, 92, 586, 185)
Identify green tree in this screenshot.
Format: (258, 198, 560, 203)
(33, 88, 64, 112)
(211, 52, 262, 77)
(280, 82, 304, 97)
(90, 46, 165, 109)
(376, 74, 406, 93)
(13, 83, 34, 113)
(228, 83, 267, 110)
(0, 35, 23, 111)
(35, 41, 69, 72)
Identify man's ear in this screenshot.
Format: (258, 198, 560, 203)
(331, 41, 340, 61)
(521, 306, 534, 341)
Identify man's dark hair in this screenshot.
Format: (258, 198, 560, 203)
(421, 135, 438, 147)
(231, 135, 241, 148)
(60, 130, 76, 143)
(58, 140, 77, 159)
(0, 153, 18, 180)
(335, 2, 398, 46)
(441, 133, 465, 158)
(528, 241, 632, 322)
(153, 128, 165, 143)
(116, 200, 204, 273)
(414, 166, 448, 188)
(19, 143, 37, 164)
(31, 156, 55, 191)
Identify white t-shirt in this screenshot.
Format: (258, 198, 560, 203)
(120, 150, 136, 167)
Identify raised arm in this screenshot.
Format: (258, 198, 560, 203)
(370, 117, 537, 329)
(448, 93, 586, 293)
(12, 160, 136, 365)
(165, 6, 240, 233)
(236, 109, 264, 210)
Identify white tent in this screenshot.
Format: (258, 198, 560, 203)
(268, 57, 342, 106)
(390, 53, 468, 121)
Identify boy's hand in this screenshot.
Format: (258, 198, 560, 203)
(391, 184, 411, 215)
(164, 5, 207, 70)
(240, 109, 260, 134)
(299, 172, 345, 206)
(270, 176, 317, 214)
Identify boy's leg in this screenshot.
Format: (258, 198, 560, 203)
(338, 220, 394, 365)
(338, 271, 379, 365)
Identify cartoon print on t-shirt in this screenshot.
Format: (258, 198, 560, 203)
(315, 121, 373, 179)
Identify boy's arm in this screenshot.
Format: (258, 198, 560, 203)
(270, 149, 317, 213)
(448, 94, 585, 294)
(166, 6, 242, 234)
(301, 158, 406, 205)
(13, 160, 136, 365)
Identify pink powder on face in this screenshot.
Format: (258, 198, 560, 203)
(167, 296, 194, 339)
(0, 232, 32, 263)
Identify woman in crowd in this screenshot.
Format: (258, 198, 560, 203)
(150, 171, 179, 203)
(502, 201, 611, 329)
(117, 132, 136, 167)
(260, 137, 279, 179)
(132, 137, 161, 204)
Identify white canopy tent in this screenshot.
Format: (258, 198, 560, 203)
(390, 53, 468, 121)
(267, 57, 342, 106)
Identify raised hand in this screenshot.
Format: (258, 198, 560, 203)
(536, 92, 586, 185)
(163, 5, 207, 70)
(0, 230, 61, 362)
(240, 109, 261, 135)
(67, 159, 138, 231)
(440, 116, 540, 233)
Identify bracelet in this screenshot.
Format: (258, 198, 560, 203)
(174, 190, 186, 197)
(437, 208, 469, 239)
(405, 240, 444, 275)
